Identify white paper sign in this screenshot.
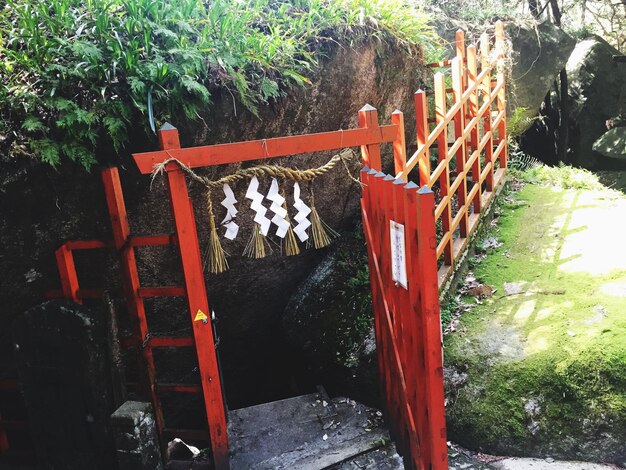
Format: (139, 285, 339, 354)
(390, 220, 408, 289)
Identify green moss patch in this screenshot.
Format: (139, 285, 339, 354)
(444, 174, 626, 463)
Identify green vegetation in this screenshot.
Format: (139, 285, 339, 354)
(444, 169, 626, 459)
(0, 0, 436, 169)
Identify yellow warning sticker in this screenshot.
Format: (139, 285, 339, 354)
(194, 309, 208, 322)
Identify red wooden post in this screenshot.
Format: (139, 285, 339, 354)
(101, 167, 166, 441)
(55, 243, 81, 303)
(0, 415, 8, 455)
(467, 44, 482, 214)
(495, 21, 508, 168)
(159, 124, 229, 470)
(392, 179, 427, 470)
(402, 181, 430, 470)
(451, 56, 469, 238)
(434, 72, 453, 267)
(415, 186, 448, 470)
(391, 110, 406, 176)
(360, 168, 388, 411)
(481, 33, 495, 191)
(359, 104, 382, 171)
(414, 90, 431, 186)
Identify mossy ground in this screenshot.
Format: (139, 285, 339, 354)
(444, 168, 626, 462)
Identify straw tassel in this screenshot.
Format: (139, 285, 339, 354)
(243, 223, 268, 259)
(281, 195, 300, 256)
(204, 192, 229, 273)
(308, 187, 338, 249)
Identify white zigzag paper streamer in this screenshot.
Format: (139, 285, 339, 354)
(245, 176, 271, 236)
(292, 182, 311, 242)
(266, 178, 290, 238)
(221, 183, 239, 240)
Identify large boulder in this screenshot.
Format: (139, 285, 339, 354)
(444, 180, 626, 465)
(0, 39, 426, 409)
(508, 21, 576, 134)
(593, 127, 626, 160)
(566, 37, 626, 168)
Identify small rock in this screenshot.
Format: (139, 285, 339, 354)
(167, 438, 200, 461)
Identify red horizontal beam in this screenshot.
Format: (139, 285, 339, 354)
(45, 288, 105, 300)
(132, 125, 399, 174)
(150, 337, 194, 347)
(65, 240, 114, 250)
(0, 420, 28, 430)
(0, 379, 17, 391)
(138, 287, 185, 298)
(130, 234, 177, 247)
(157, 383, 201, 393)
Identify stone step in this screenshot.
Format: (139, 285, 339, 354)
(227, 389, 403, 469)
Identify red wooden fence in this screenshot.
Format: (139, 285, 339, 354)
(7, 22, 511, 470)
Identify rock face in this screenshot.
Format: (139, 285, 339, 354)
(566, 37, 626, 168)
(444, 181, 626, 465)
(13, 301, 116, 469)
(0, 40, 426, 408)
(593, 127, 626, 160)
(508, 21, 576, 134)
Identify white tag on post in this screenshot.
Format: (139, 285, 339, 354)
(390, 220, 408, 289)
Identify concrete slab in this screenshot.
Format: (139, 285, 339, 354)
(228, 391, 401, 469)
(492, 458, 618, 470)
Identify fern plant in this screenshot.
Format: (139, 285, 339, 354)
(0, 0, 437, 170)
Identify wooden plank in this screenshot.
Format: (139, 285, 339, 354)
(133, 125, 397, 174)
(434, 72, 453, 267)
(150, 337, 194, 348)
(402, 181, 429, 470)
(360, 169, 388, 419)
(467, 44, 482, 214)
(451, 56, 469, 239)
(66, 240, 113, 250)
(391, 110, 407, 175)
(131, 234, 177, 247)
(412, 90, 431, 185)
(138, 287, 186, 298)
(55, 244, 81, 303)
(415, 187, 449, 470)
(157, 383, 202, 394)
(101, 167, 166, 442)
(45, 288, 105, 300)
(358, 105, 383, 171)
(160, 126, 229, 470)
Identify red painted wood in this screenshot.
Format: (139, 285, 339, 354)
(160, 126, 229, 470)
(150, 337, 195, 348)
(130, 234, 177, 247)
(133, 125, 397, 174)
(66, 240, 114, 250)
(358, 105, 383, 171)
(415, 187, 448, 470)
(413, 91, 431, 185)
(451, 56, 469, 238)
(138, 287, 186, 298)
(391, 110, 406, 176)
(0, 414, 8, 454)
(157, 383, 202, 394)
(55, 244, 81, 303)
(101, 167, 166, 441)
